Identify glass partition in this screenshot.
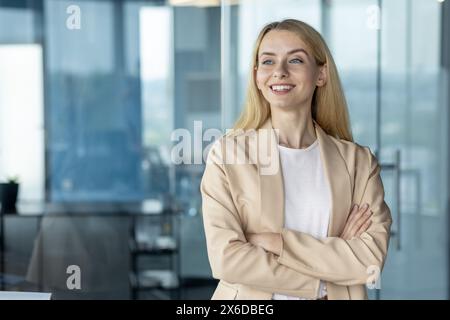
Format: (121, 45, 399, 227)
(378, 0, 448, 299)
(221, 0, 449, 299)
(0, 0, 448, 300)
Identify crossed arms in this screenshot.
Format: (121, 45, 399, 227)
(200, 146, 392, 297)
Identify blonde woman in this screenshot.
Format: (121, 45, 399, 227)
(201, 19, 392, 300)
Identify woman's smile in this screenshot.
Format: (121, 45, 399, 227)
(270, 84, 296, 95)
(256, 30, 324, 109)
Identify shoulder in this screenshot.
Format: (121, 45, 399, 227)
(205, 129, 258, 164)
(327, 135, 379, 174)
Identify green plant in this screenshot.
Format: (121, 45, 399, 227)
(5, 176, 19, 184)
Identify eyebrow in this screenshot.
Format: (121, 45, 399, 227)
(259, 48, 309, 58)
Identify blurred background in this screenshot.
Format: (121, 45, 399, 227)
(0, 0, 448, 299)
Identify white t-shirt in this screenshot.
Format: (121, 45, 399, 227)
(272, 139, 331, 300)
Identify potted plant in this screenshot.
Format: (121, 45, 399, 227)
(0, 176, 20, 213)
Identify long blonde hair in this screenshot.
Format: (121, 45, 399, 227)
(233, 19, 353, 142)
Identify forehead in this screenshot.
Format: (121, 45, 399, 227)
(258, 30, 308, 54)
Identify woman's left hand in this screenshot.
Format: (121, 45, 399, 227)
(246, 232, 282, 256)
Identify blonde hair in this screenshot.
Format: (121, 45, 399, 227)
(233, 19, 353, 142)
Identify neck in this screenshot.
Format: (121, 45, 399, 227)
(270, 105, 316, 149)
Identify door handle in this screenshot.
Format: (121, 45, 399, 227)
(380, 149, 401, 250)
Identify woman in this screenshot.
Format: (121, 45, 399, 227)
(201, 19, 392, 300)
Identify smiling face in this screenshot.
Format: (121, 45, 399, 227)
(255, 29, 327, 111)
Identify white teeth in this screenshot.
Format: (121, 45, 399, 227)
(271, 85, 294, 91)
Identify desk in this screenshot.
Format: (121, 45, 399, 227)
(0, 201, 182, 299)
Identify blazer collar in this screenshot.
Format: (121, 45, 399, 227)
(257, 117, 352, 237)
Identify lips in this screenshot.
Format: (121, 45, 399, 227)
(269, 84, 295, 95)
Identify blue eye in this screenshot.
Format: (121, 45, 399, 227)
(261, 58, 302, 65)
(290, 58, 303, 64)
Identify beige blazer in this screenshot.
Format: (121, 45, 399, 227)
(200, 118, 392, 300)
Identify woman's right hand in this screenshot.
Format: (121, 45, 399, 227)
(340, 204, 373, 240)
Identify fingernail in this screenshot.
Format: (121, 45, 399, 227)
(363, 203, 369, 209)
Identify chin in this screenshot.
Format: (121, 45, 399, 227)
(269, 101, 296, 110)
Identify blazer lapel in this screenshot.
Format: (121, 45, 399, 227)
(313, 120, 352, 236)
(257, 118, 352, 237)
(257, 119, 284, 232)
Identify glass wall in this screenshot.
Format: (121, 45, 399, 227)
(378, 0, 448, 299)
(45, 0, 144, 201)
(221, 0, 449, 299)
(0, 2, 44, 202)
(0, 0, 448, 299)
(0, 0, 220, 299)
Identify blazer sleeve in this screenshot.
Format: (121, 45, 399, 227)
(277, 148, 393, 286)
(201, 141, 321, 298)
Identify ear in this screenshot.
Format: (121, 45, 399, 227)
(316, 64, 327, 87)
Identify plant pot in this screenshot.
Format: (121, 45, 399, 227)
(0, 182, 19, 214)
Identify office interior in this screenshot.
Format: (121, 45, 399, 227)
(0, 0, 449, 299)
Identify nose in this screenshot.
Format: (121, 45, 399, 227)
(273, 61, 288, 78)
